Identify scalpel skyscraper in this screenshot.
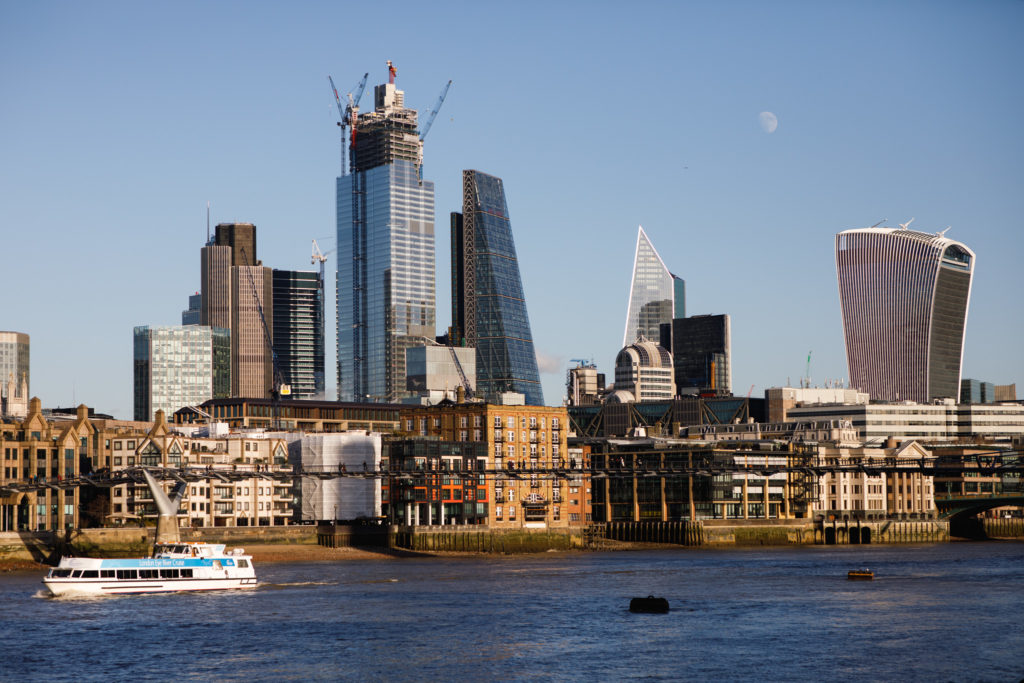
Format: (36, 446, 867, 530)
(836, 224, 974, 403)
(622, 226, 685, 347)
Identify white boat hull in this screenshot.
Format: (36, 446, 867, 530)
(44, 576, 258, 596)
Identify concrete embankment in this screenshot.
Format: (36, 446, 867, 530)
(983, 517, 1024, 538)
(0, 526, 319, 567)
(7, 515, 1011, 566)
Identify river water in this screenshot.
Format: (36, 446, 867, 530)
(1, 542, 1022, 682)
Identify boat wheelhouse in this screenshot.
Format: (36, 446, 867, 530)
(43, 542, 257, 596)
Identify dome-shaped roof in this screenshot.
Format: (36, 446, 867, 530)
(616, 339, 672, 368)
(605, 389, 636, 404)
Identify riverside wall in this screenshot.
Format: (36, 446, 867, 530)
(389, 525, 588, 553)
(8, 515, 1020, 564)
(983, 517, 1024, 538)
(0, 525, 318, 564)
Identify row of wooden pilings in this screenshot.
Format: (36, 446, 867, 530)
(819, 519, 949, 545)
(602, 521, 706, 546)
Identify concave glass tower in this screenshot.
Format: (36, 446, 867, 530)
(836, 226, 974, 403)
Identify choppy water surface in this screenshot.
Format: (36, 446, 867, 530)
(2, 542, 1023, 682)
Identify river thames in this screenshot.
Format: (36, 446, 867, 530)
(2, 542, 1022, 682)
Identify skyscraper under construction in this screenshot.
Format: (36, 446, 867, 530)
(336, 63, 436, 402)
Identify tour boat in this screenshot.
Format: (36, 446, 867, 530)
(847, 569, 874, 581)
(42, 542, 257, 596)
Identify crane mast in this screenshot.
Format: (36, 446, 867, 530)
(238, 247, 289, 402)
(328, 72, 368, 175)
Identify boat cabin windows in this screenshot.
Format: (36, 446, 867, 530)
(49, 566, 195, 582)
(237, 559, 249, 568)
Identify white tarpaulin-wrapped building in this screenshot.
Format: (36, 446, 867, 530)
(287, 432, 382, 522)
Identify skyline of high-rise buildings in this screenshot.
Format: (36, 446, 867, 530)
(623, 226, 685, 348)
(336, 70, 436, 403)
(7, 61, 1000, 418)
(836, 225, 975, 404)
(451, 170, 544, 406)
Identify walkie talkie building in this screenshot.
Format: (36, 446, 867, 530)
(836, 226, 975, 404)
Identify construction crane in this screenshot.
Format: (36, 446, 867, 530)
(311, 239, 333, 280)
(416, 79, 452, 182)
(804, 350, 812, 389)
(238, 248, 290, 404)
(416, 336, 474, 400)
(328, 72, 368, 175)
(419, 80, 452, 141)
(446, 342, 474, 400)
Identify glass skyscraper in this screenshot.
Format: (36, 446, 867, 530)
(836, 225, 975, 403)
(660, 314, 731, 396)
(133, 325, 230, 421)
(273, 269, 325, 399)
(0, 331, 29, 417)
(337, 71, 435, 402)
(451, 170, 544, 405)
(623, 226, 684, 347)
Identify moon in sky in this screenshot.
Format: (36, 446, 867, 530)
(759, 111, 778, 133)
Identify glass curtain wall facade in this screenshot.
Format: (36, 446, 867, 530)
(337, 149, 435, 402)
(272, 269, 325, 399)
(133, 326, 230, 421)
(0, 331, 29, 408)
(451, 170, 543, 405)
(272, 270, 323, 401)
(836, 227, 975, 403)
(623, 226, 684, 347)
(662, 314, 732, 395)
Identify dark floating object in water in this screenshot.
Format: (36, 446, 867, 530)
(847, 569, 874, 580)
(630, 595, 670, 613)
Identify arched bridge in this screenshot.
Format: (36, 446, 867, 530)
(935, 493, 1024, 520)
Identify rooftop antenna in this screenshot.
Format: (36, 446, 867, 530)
(937, 226, 951, 237)
(898, 217, 915, 230)
(206, 201, 210, 243)
(869, 219, 887, 228)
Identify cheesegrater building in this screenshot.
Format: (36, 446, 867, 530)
(451, 170, 544, 405)
(836, 225, 975, 403)
(337, 65, 435, 402)
(623, 226, 685, 347)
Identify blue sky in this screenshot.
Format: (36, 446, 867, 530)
(1, 1, 1021, 418)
